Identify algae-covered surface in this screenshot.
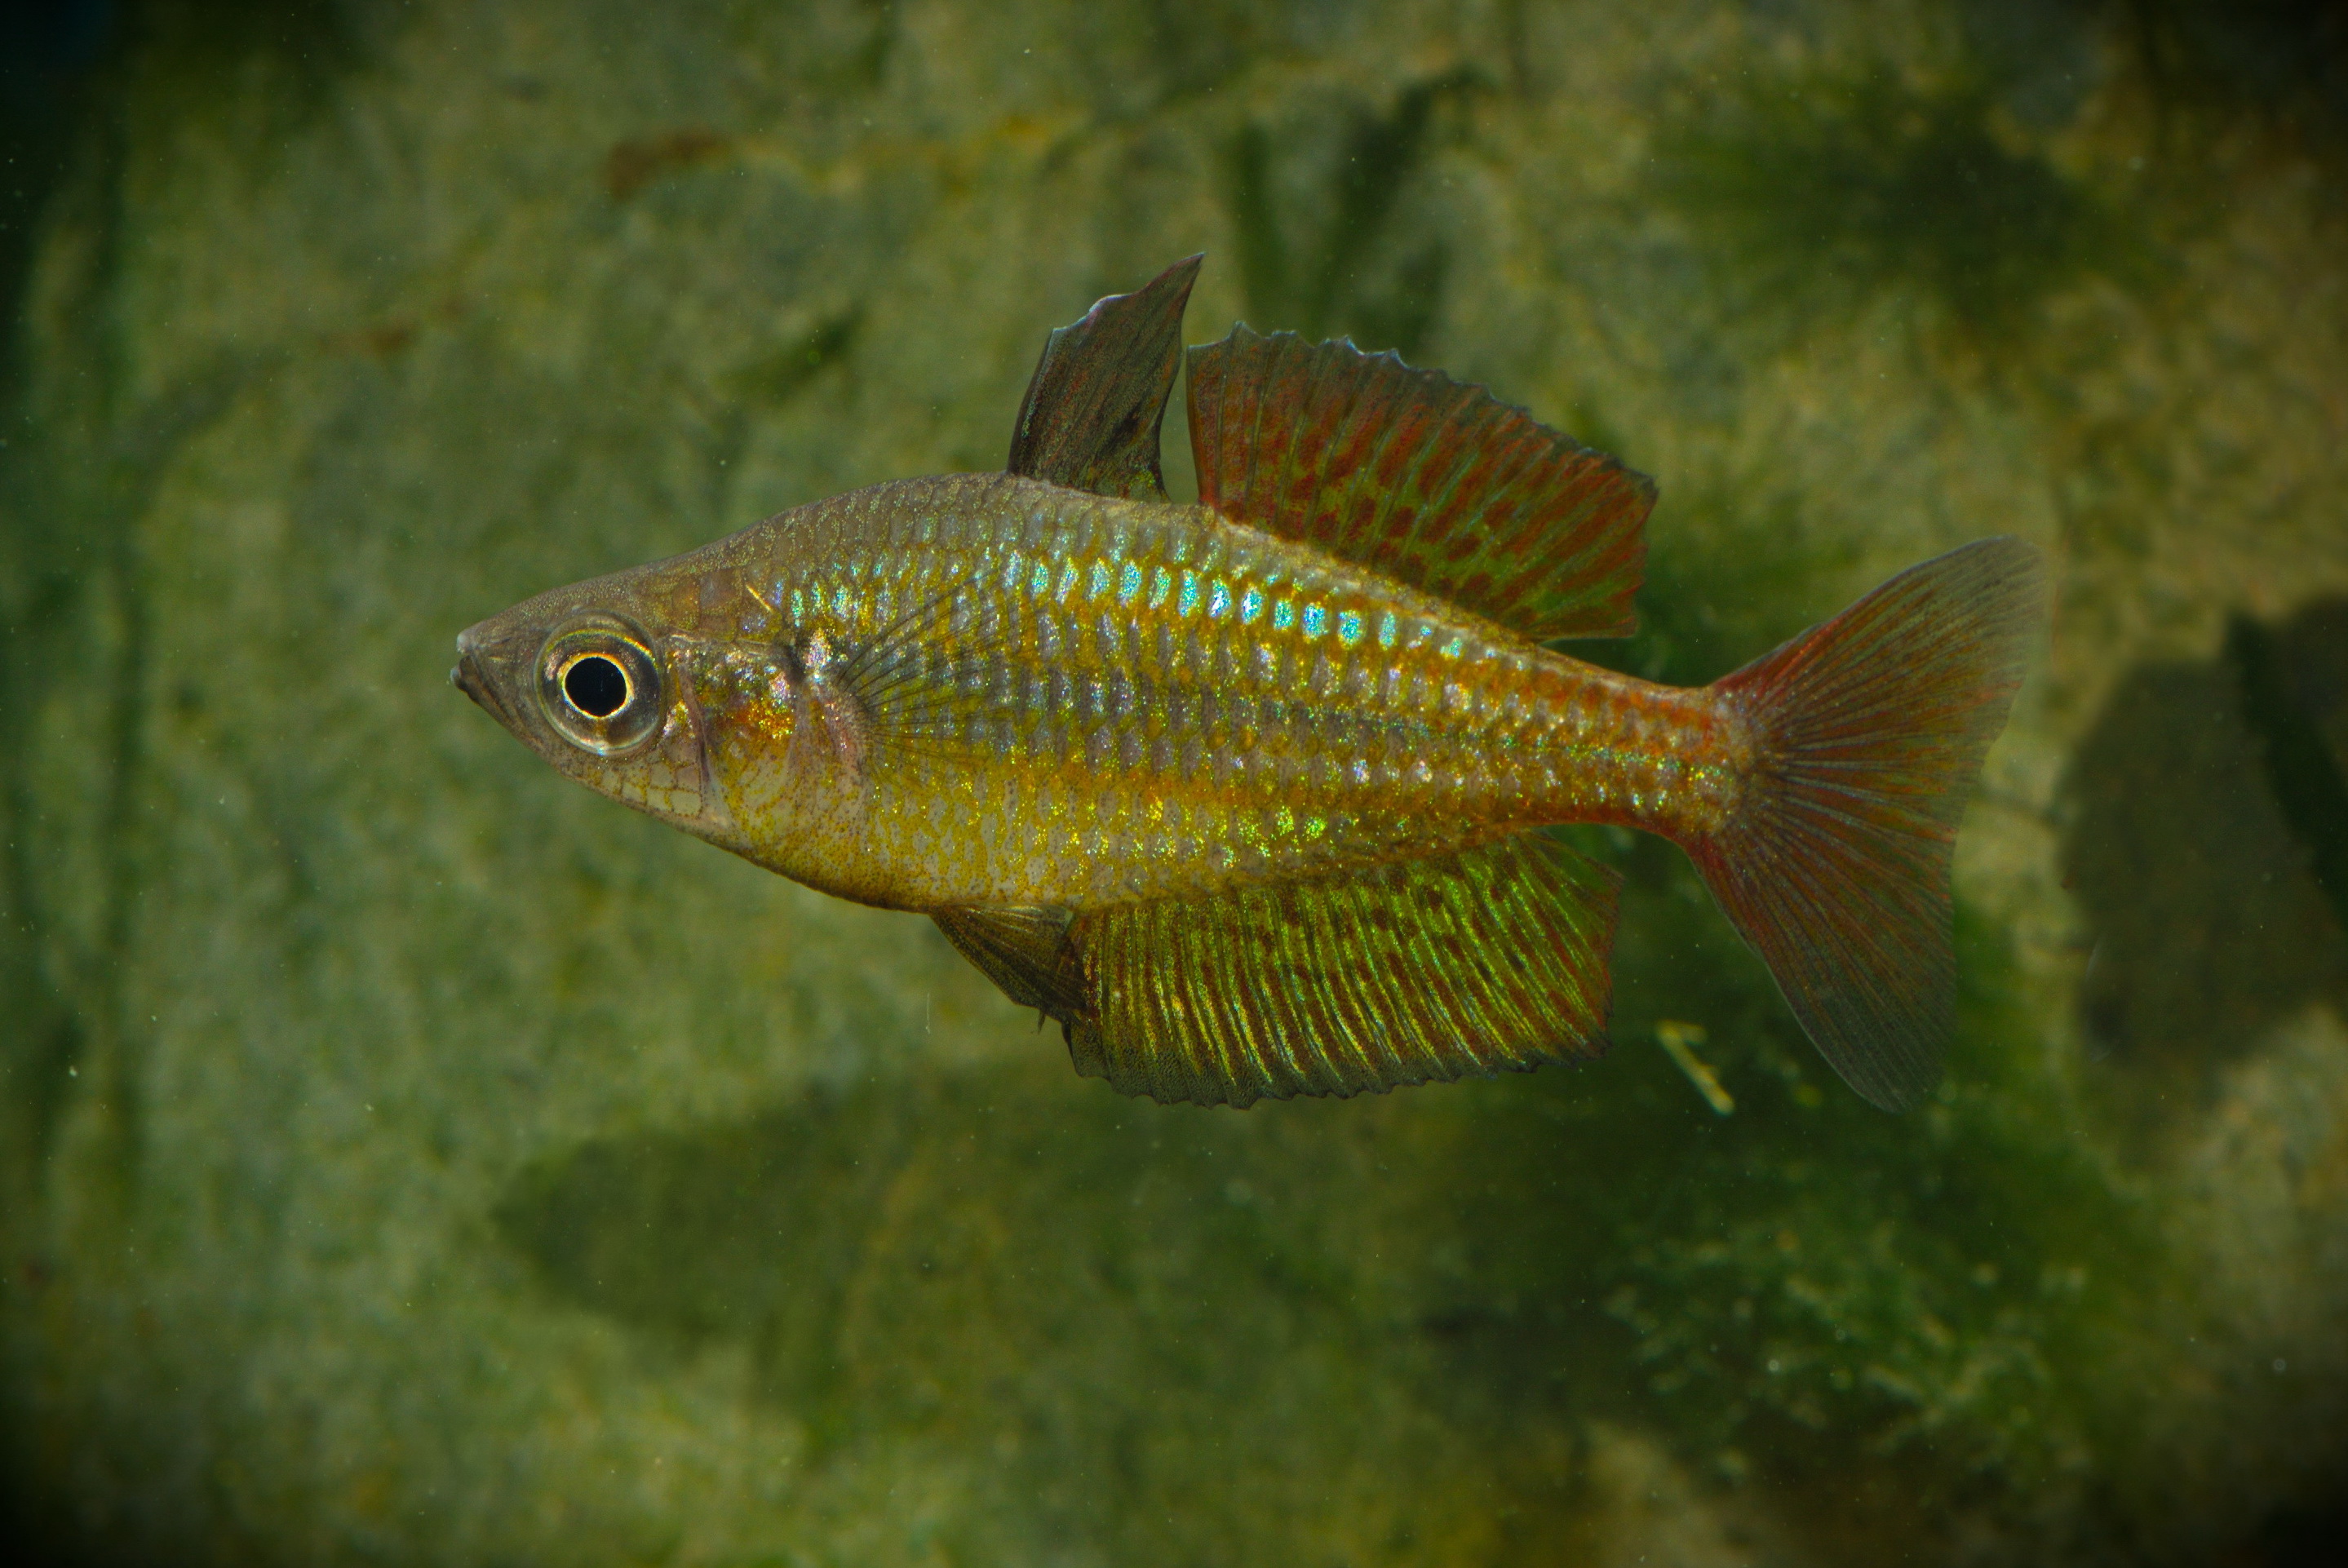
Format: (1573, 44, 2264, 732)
(4, 2, 2346, 1563)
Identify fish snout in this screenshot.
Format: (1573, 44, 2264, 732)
(451, 625, 525, 729)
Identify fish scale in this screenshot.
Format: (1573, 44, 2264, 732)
(671, 474, 1738, 911)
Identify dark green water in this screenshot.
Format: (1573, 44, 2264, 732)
(4, 2, 2345, 1563)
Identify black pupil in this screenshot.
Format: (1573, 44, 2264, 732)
(564, 655, 630, 718)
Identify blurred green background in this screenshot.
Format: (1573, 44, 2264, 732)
(3, 2, 2346, 1563)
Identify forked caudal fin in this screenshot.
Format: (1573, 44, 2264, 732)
(1687, 538, 2046, 1111)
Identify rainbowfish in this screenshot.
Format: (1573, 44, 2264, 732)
(453, 257, 2041, 1111)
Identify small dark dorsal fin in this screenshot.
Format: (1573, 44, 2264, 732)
(1006, 255, 1203, 501)
(1185, 326, 1655, 640)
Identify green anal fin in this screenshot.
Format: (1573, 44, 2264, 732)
(1064, 835, 1620, 1108)
(933, 905, 1084, 1026)
(1007, 256, 1202, 501)
(1185, 326, 1654, 640)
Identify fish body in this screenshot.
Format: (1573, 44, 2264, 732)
(480, 472, 1734, 911)
(456, 258, 2042, 1111)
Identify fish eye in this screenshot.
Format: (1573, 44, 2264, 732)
(537, 619, 663, 755)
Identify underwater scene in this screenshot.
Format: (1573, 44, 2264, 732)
(3, 1, 2346, 1563)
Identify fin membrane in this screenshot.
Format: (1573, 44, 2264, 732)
(1058, 835, 1619, 1108)
(1007, 255, 1202, 501)
(933, 906, 1083, 1023)
(790, 570, 1045, 774)
(1185, 326, 1655, 640)
(1690, 538, 2046, 1112)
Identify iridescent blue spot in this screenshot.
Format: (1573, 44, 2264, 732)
(1150, 567, 1172, 609)
(1240, 587, 1265, 624)
(1441, 635, 1464, 660)
(1302, 604, 1327, 640)
(834, 585, 850, 616)
(1119, 561, 1142, 604)
(1337, 609, 1363, 647)
(1178, 571, 1200, 618)
(1377, 611, 1398, 649)
(1030, 560, 1051, 596)
(1208, 580, 1231, 618)
(1088, 560, 1110, 599)
(790, 588, 806, 620)
(1273, 600, 1296, 631)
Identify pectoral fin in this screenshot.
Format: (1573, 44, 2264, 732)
(1055, 835, 1620, 1108)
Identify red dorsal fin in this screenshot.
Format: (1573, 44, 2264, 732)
(1184, 326, 1654, 640)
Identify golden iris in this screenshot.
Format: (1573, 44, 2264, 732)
(538, 617, 662, 755)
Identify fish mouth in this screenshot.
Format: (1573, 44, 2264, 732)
(450, 627, 524, 729)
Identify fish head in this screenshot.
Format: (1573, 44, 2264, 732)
(452, 556, 743, 848)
